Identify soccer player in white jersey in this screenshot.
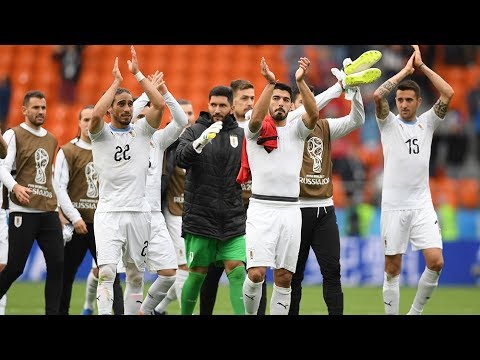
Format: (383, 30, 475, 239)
(130, 71, 188, 315)
(154, 99, 195, 315)
(54, 107, 124, 315)
(373, 45, 454, 315)
(242, 57, 318, 315)
(89, 45, 166, 315)
(0, 131, 8, 315)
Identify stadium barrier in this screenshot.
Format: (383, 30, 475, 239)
(18, 237, 480, 286)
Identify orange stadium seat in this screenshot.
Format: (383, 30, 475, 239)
(31, 68, 59, 99)
(458, 178, 479, 209)
(0, 46, 14, 75)
(332, 173, 347, 208)
(465, 65, 480, 89)
(430, 175, 458, 208)
(81, 53, 104, 74)
(190, 45, 210, 60)
(36, 45, 55, 57)
(83, 45, 105, 58)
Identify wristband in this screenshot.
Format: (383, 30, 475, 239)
(419, 63, 425, 69)
(135, 71, 145, 82)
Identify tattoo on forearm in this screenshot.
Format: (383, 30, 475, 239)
(378, 80, 396, 97)
(434, 99, 448, 118)
(379, 99, 389, 119)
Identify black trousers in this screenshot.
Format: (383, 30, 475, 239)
(0, 212, 64, 315)
(289, 206, 343, 315)
(58, 222, 124, 315)
(200, 263, 267, 315)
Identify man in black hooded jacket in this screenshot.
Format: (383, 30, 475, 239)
(175, 85, 246, 315)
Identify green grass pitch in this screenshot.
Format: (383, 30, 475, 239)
(3, 282, 480, 315)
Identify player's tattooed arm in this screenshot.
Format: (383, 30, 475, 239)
(378, 80, 396, 97)
(376, 98, 390, 120)
(374, 80, 396, 120)
(434, 99, 449, 119)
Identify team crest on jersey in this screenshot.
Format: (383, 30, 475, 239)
(230, 135, 239, 148)
(14, 215, 22, 228)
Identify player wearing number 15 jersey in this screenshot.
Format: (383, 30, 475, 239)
(373, 45, 454, 315)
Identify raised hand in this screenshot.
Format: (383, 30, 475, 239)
(112, 57, 123, 83)
(148, 71, 167, 93)
(260, 57, 277, 84)
(404, 52, 416, 76)
(127, 45, 139, 74)
(411, 45, 424, 68)
(295, 57, 311, 82)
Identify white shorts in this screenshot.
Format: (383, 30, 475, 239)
(245, 198, 302, 273)
(146, 211, 178, 272)
(0, 210, 8, 265)
(164, 207, 187, 266)
(381, 207, 442, 255)
(94, 211, 152, 271)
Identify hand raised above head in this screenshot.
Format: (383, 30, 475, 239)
(260, 57, 277, 84)
(404, 53, 416, 75)
(295, 57, 311, 82)
(411, 45, 424, 69)
(148, 71, 166, 93)
(112, 57, 123, 83)
(127, 45, 140, 75)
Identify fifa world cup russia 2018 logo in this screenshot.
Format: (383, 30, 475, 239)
(85, 162, 99, 198)
(34, 148, 49, 184)
(307, 137, 323, 173)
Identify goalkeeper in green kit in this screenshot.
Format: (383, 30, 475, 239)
(175, 85, 246, 315)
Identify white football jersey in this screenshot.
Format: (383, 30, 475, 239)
(145, 121, 184, 211)
(90, 118, 155, 212)
(376, 108, 443, 211)
(246, 117, 311, 198)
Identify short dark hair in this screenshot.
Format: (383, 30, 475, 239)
(230, 79, 254, 95)
(209, 85, 233, 104)
(23, 90, 45, 107)
(273, 82, 293, 101)
(111, 88, 132, 106)
(397, 80, 421, 98)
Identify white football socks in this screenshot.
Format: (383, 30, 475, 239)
(383, 272, 400, 315)
(243, 276, 263, 315)
(83, 271, 98, 311)
(407, 267, 441, 315)
(270, 284, 291, 315)
(140, 274, 176, 315)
